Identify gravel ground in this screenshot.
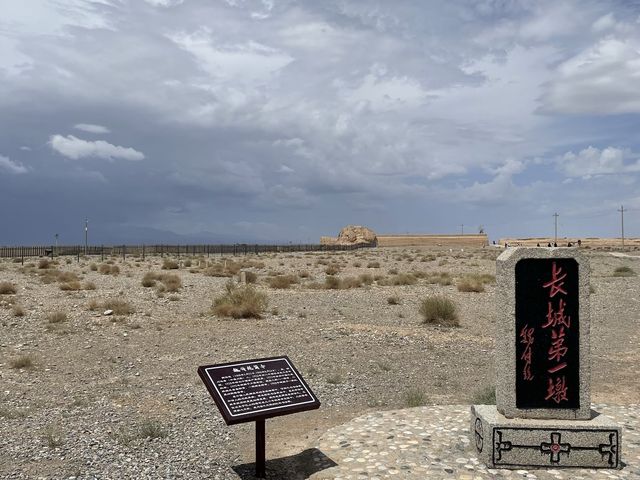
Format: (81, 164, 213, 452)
(0, 247, 638, 479)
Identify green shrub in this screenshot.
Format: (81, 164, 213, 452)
(405, 389, 428, 407)
(419, 295, 459, 326)
(472, 385, 496, 404)
(613, 266, 636, 277)
(213, 282, 267, 319)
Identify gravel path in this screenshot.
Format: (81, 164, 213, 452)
(308, 404, 640, 480)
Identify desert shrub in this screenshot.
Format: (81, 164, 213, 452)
(10, 355, 33, 369)
(103, 299, 135, 315)
(212, 282, 267, 319)
(57, 271, 78, 283)
(387, 296, 400, 305)
(388, 268, 398, 275)
(457, 277, 485, 293)
(89, 263, 98, 271)
(60, 281, 82, 291)
(98, 264, 120, 275)
(367, 261, 381, 268)
(324, 276, 342, 289)
(183, 259, 192, 268)
(268, 275, 298, 289)
(160, 274, 181, 292)
(298, 271, 311, 279)
(341, 276, 363, 289)
(138, 419, 167, 439)
(426, 271, 452, 286)
(405, 389, 428, 407)
(162, 259, 179, 270)
(38, 259, 51, 269)
(353, 262, 361, 267)
(12, 305, 25, 317)
(47, 311, 67, 323)
(358, 273, 374, 285)
(244, 271, 258, 284)
(419, 295, 459, 326)
(472, 385, 496, 404)
(613, 266, 636, 277)
(83, 281, 97, 290)
(390, 273, 417, 286)
(0, 281, 17, 294)
(203, 261, 241, 277)
(324, 265, 340, 275)
(141, 272, 157, 287)
(87, 299, 100, 311)
(141, 272, 181, 291)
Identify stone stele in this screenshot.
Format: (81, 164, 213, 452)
(471, 247, 622, 469)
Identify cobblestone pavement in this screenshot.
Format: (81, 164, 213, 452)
(308, 404, 639, 480)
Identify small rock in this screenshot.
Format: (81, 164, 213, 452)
(103, 310, 113, 316)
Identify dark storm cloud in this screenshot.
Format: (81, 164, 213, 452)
(1, 0, 639, 244)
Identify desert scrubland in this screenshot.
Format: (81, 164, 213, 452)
(0, 246, 638, 478)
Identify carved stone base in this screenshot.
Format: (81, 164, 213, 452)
(471, 405, 622, 469)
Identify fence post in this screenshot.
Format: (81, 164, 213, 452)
(122, 245, 126, 261)
(142, 244, 145, 261)
(101, 245, 104, 262)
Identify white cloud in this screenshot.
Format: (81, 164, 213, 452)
(74, 123, 110, 134)
(0, 155, 28, 174)
(560, 146, 640, 178)
(168, 29, 293, 84)
(144, 0, 184, 6)
(49, 135, 145, 161)
(542, 37, 640, 114)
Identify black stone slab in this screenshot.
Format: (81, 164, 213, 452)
(515, 258, 579, 409)
(198, 356, 320, 425)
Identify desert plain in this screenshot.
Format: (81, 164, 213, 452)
(0, 246, 638, 479)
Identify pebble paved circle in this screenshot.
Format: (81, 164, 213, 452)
(308, 404, 639, 479)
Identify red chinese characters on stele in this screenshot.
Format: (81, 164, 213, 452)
(542, 262, 571, 404)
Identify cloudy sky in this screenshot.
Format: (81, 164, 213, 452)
(1, 0, 639, 244)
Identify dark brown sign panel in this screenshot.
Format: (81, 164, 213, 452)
(198, 356, 320, 425)
(515, 258, 579, 409)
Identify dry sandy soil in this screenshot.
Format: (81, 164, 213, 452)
(0, 246, 638, 479)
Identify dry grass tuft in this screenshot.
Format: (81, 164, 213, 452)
(267, 274, 298, 289)
(212, 282, 267, 319)
(12, 305, 26, 317)
(59, 281, 82, 291)
(99, 264, 120, 275)
(38, 259, 52, 269)
(162, 259, 179, 270)
(141, 272, 182, 292)
(419, 295, 459, 326)
(10, 354, 34, 369)
(47, 311, 67, 323)
(102, 299, 135, 315)
(0, 281, 17, 294)
(387, 296, 400, 305)
(613, 266, 636, 277)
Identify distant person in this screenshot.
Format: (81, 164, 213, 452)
(505, 242, 508, 248)
(553, 242, 558, 247)
(547, 242, 551, 247)
(536, 243, 540, 247)
(577, 239, 582, 247)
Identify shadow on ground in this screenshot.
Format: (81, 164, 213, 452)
(232, 448, 337, 479)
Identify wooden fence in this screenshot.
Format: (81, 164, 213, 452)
(0, 242, 374, 260)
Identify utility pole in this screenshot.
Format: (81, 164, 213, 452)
(618, 205, 625, 248)
(460, 224, 464, 235)
(84, 219, 88, 255)
(54, 233, 58, 256)
(553, 213, 559, 245)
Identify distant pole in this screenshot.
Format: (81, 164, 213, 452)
(54, 233, 59, 256)
(618, 205, 626, 248)
(553, 213, 559, 245)
(460, 224, 464, 235)
(84, 219, 88, 255)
